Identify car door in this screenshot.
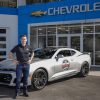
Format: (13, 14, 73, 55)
(54, 50, 78, 75)
(54, 50, 70, 74)
(61, 50, 80, 71)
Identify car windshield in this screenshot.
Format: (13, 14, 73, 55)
(34, 49, 57, 59)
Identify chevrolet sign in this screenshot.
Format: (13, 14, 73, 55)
(31, 10, 47, 17)
(48, 2, 100, 16)
(31, 2, 100, 17)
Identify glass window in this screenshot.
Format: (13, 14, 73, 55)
(83, 26, 94, 33)
(30, 27, 38, 49)
(47, 36, 56, 46)
(26, 0, 40, 4)
(26, 0, 48, 4)
(69, 26, 81, 34)
(38, 36, 46, 48)
(0, 37, 6, 41)
(0, 29, 6, 33)
(47, 27, 56, 35)
(58, 37, 67, 47)
(0, 51, 6, 55)
(0, 0, 17, 8)
(34, 48, 57, 59)
(0, 44, 6, 48)
(38, 27, 46, 35)
(70, 50, 76, 56)
(95, 34, 100, 65)
(57, 26, 69, 34)
(26, 0, 61, 4)
(83, 34, 93, 64)
(57, 50, 72, 57)
(95, 25, 100, 33)
(71, 36, 80, 51)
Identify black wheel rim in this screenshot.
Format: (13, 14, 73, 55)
(82, 64, 89, 75)
(33, 71, 47, 89)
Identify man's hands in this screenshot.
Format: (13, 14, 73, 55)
(8, 52, 34, 65)
(8, 52, 19, 64)
(27, 52, 34, 64)
(27, 60, 32, 64)
(13, 60, 19, 64)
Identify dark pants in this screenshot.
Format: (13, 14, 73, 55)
(16, 63, 30, 94)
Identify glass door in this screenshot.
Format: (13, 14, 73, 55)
(83, 34, 94, 64)
(70, 36, 81, 51)
(58, 36, 68, 48)
(30, 27, 38, 49)
(95, 25, 100, 65)
(95, 34, 100, 65)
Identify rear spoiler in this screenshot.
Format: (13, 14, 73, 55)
(83, 52, 91, 55)
(77, 52, 91, 57)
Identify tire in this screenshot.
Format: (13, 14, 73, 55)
(79, 62, 90, 77)
(31, 69, 48, 90)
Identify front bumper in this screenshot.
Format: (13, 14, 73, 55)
(0, 71, 32, 86)
(0, 71, 16, 86)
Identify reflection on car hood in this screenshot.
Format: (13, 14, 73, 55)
(0, 67, 16, 72)
(0, 58, 44, 72)
(0, 59, 16, 72)
(0, 65, 16, 72)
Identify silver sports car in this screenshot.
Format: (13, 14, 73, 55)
(0, 48, 91, 90)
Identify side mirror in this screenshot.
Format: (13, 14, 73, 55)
(55, 54, 64, 61)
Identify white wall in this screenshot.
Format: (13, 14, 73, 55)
(0, 14, 18, 58)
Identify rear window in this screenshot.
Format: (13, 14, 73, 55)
(57, 50, 76, 57)
(70, 50, 76, 56)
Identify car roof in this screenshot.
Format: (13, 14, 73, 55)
(34, 47, 80, 53)
(57, 48, 79, 51)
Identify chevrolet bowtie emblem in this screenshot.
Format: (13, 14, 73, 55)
(31, 10, 47, 17)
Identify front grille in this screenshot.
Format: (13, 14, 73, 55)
(0, 73, 12, 84)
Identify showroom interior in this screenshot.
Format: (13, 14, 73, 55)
(0, 0, 99, 66)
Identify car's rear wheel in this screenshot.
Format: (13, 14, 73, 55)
(31, 69, 48, 90)
(79, 62, 90, 77)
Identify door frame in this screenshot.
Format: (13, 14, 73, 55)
(57, 34, 69, 48)
(68, 34, 82, 51)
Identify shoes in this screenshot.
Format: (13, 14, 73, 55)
(23, 92, 29, 97)
(13, 92, 29, 99)
(13, 92, 20, 99)
(23, 87, 29, 97)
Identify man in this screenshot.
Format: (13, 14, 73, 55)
(9, 35, 34, 99)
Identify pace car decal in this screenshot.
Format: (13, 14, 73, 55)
(62, 60, 70, 70)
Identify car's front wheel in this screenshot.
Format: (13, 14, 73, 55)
(79, 62, 90, 77)
(31, 69, 48, 90)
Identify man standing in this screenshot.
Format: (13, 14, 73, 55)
(9, 35, 34, 99)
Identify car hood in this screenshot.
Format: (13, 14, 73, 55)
(0, 58, 47, 72)
(0, 59, 16, 71)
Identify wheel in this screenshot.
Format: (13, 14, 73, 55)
(31, 69, 48, 90)
(79, 62, 90, 77)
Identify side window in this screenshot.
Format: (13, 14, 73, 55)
(57, 50, 72, 57)
(64, 50, 71, 56)
(70, 50, 76, 56)
(57, 51, 65, 57)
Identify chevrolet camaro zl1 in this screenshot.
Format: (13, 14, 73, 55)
(0, 48, 91, 90)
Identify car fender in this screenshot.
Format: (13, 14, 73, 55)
(29, 59, 56, 81)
